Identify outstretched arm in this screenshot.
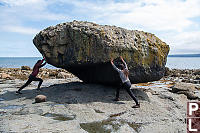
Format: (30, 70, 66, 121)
(120, 56, 128, 69)
(110, 58, 121, 72)
(41, 57, 45, 62)
(40, 62, 46, 68)
(39, 57, 46, 68)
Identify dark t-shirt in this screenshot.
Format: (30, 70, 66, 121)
(31, 59, 45, 77)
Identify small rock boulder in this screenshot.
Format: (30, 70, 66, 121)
(35, 95, 47, 103)
(170, 82, 198, 100)
(57, 72, 71, 79)
(49, 71, 58, 77)
(170, 82, 196, 93)
(194, 70, 200, 75)
(164, 67, 171, 76)
(21, 66, 31, 70)
(176, 91, 198, 100)
(0, 73, 12, 80)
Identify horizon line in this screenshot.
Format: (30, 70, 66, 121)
(1, 53, 200, 58)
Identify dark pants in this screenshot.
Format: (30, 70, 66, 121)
(116, 81, 139, 105)
(18, 74, 43, 92)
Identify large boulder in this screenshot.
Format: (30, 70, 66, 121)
(33, 21, 169, 85)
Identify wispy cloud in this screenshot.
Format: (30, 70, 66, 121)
(1, 25, 39, 35)
(166, 31, 200, 54)
(0, 0, 200, 55)
(53, 0, 200, 54)
(0, 0, 67, 34)
(2, 0, 199, 32)
(0, 0, 67, 21)
(0, 0, 41, 6)
(58, 0, 200, 32)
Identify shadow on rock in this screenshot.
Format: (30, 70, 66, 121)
(1, 82, 150, 104)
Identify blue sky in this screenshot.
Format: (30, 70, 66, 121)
(0, 0, 200, 57)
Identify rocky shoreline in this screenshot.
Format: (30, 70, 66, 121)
(1, 66, 200, 85)
(0, 66, 75, 80)
(0, 67, 200, 132)
(164, 67, 200, 85)
(1, 66, 200, 80)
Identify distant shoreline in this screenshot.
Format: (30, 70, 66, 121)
(168, 54, 200, 57)
(1, 54, 200, 58)
(0, 67, 199, 70)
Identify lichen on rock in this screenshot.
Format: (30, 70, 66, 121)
(33, 20, 169, 84)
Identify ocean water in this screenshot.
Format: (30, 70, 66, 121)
(166, 57, 200, 69)
(0, 57, 199, 69)
(0, 57, 56, 69)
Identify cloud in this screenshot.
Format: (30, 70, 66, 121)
(53, 0, 200, 54)
(1, 25, 40, 35)
(0, 0, 67, 21)
(172, 31, 200, 46)
(0, 0, 200, 55)
(0, 0, 41, 6)
(166, 31, 200, 54)
(2, 0, 199, 32)
(57, 0, 200, 32)
(0, 0, 67, 34)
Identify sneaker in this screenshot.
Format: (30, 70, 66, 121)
(132, 104, 140, 108)
(16, 91, 22, 94)
(113, 98, 120, 101)
(36, 88, 42, 91)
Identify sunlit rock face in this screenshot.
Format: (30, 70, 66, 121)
(33, 20, 169, 85)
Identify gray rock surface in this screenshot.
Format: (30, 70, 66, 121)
(33, 20, 169, 84)
(170, 82, 196, 93)
(170, 82, 198, 99)
(0, 79, 187, 132)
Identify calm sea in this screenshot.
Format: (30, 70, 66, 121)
(0, 57, 199, 69)
(0, 57, 56, 69)
(166, 57, 200, 69)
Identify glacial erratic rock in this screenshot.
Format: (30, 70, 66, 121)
(33, 21, 169, 84)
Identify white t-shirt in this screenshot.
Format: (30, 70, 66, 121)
(111, 62, 130, 83)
